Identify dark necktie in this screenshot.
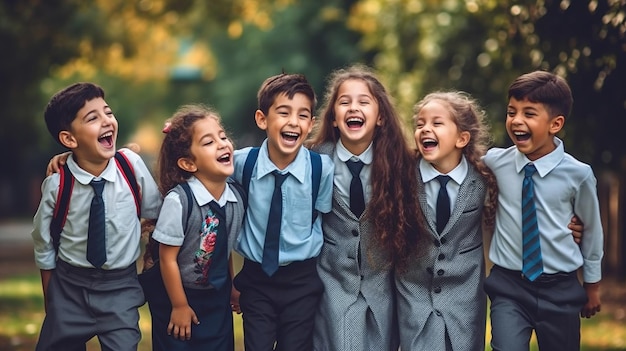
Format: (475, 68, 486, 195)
(87, 179, 107, 268)
(262, 171, 288, 277)
(436, 175, 451, 234)
(346, 160, 365, 217)
(207, 201, 228, 289)
(522, 163, 543, 281)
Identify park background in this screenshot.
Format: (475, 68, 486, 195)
(0, 0, 625, 350)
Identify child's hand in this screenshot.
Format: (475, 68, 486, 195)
(230, 285, 242, 314)
(46, 152, 72, 176)
(168, 305, 200, 340)
(581, 282, 601, 318)
(568, 215, 584, 245)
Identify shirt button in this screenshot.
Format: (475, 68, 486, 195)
(434, 287, 441, 293)
(351, 229, 359, 237)
(435, 310, 442, 316)
(437, 269, 445, 276)
(438, 253, 445, 260)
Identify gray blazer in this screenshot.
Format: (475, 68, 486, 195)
(313, 142, 399, 351)
(396, 164, 487, 351)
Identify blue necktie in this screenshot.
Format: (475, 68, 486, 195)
(522, 164, 543, 281)
(87, 180, 107, 268)
(207, 201, 228, 289)
(436, 175, 451, 234)
(346, 160, 365, 217)
(262, 171, 288, 277)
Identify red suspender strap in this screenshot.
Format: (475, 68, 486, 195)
(114, 151, 141, 217)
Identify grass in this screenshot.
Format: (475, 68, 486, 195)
(1, 273, 625, 351)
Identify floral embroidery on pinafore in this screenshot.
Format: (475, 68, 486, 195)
(194, 208, 219, 285)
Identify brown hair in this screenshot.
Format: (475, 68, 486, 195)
(44, 82, 106, 146)
(156, 104, 223, 195)
(508, 70, 573, 118)
(257, 73, 317, 116)
(413, 91, 498, 231)
(308, 64, 426, 272)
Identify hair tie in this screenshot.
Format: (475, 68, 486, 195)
(162, 122, 171, 134)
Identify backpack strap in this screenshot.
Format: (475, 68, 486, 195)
(242, 147, 321, 223)
(149, 182, 194, 262)
(50, 163, 74, 254)
(309, 150, 322, 222)
(228, 177, 248, 210)
(114, 151, 141, 217)
(242, 147, 260, 194)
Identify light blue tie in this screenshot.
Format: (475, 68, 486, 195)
(522, 164, 543, 281)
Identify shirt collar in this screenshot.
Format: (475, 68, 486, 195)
(514, 136, 565, 177)
(335, 140, 374, 165)
(187, 176, 236, 207)
(67, 154, 119, 185)
(419, 155, 468, 185)
(255, 139, 308, 184)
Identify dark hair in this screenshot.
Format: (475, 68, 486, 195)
(508, 70, 573, 118)
(412, 91, 498, 231)
(44, 82, 105, 145)
(257, 73, 317, 115)
(157, 104, 223, 195)
(308, 64, 426, 272)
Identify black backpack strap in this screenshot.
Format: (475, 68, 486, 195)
(242, 147, 260, 193)
(50, 163, 74, 254)
(309, 150, 322, 223)
(114, 151, 141, 217)
(227, 177, 248, 210)
(150, 182, 194, 262)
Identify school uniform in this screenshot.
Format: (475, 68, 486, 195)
(232, 140, 334, 351)
(31, 149, 162, 351)
(396, 157, 487, 351)
(149, 177, 246, 351)
(312, 141, 399, 351)
(483, 137, 604, 351)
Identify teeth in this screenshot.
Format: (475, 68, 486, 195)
(283, 132, 299, 137)
(514, 131, 527, 136)
(99, 132, 113, 139)
(422, 138, 436, 143)
(218, 154, 230, 161)
(347, 117, 363, 123)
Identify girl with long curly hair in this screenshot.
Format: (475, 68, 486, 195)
(307, 64, 425, 350)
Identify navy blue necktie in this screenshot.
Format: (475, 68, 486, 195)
(436, 175, 451, 234)
(87, 180, 107, 268)
(262, 171, 288, 277)
(207, 201, 228, 289)
(346, 160, 365, 217)
(522, 163, 543, 281)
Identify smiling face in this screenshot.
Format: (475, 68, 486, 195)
(414, 99, 469, 174)
(506, 97, 563, 161)
(60, 97, 118, 175)
(255, 92, 314, 169)
(183, 116, 234, 184)
(332, 79, 381, 155)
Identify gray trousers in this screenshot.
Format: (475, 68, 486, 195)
(35, 260, 144, 351)
(484, 265, 588, 351)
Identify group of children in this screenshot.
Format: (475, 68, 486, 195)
(31, 64, 602, 351)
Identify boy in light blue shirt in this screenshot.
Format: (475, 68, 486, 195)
(231, 73, 334, 351)
(483, 71, 603, 351)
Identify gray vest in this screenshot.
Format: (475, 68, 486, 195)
(172, 181, 245, 289)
